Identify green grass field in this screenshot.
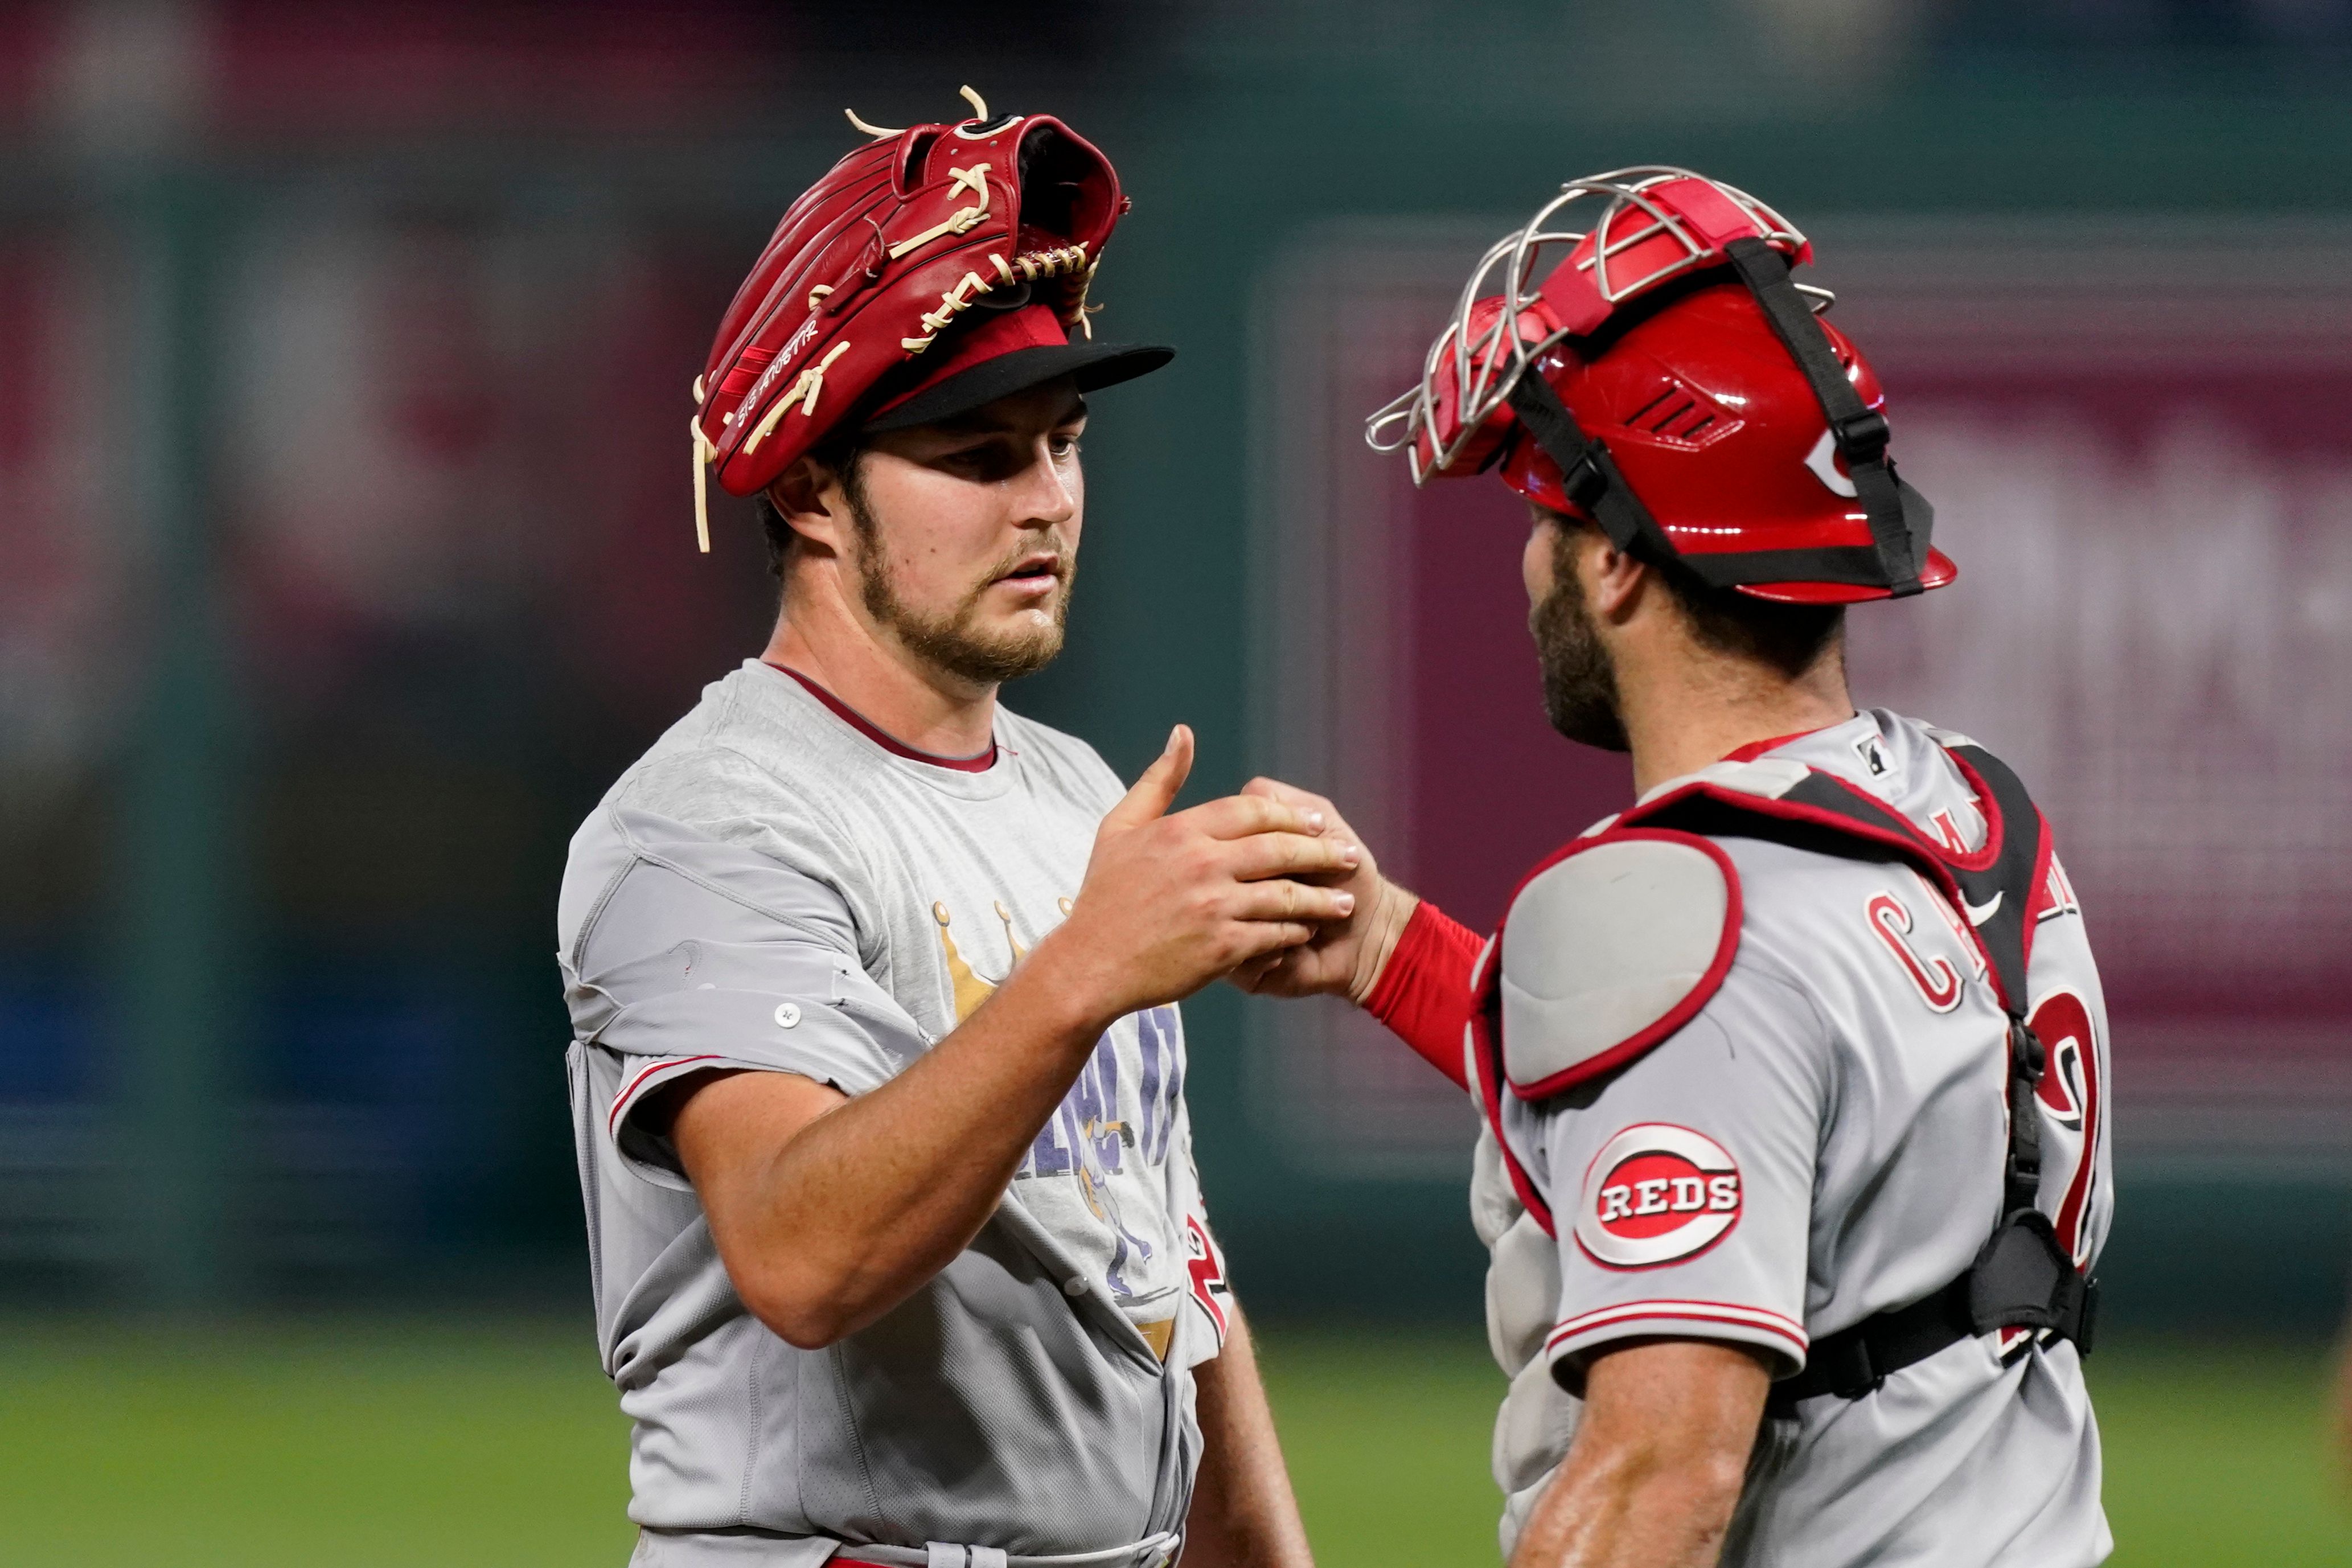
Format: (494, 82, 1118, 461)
(3, 1319, 2345, 1566)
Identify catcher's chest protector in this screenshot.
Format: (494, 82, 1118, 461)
(1467, 736, 2101, 1542)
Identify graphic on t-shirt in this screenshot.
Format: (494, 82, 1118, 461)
(935, 895, 1179, 1299)
(935, 900, 1008, 1023)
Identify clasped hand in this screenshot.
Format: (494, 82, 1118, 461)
(1039, 727, 1390, 1023)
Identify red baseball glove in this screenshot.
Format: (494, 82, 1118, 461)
(690, 87, 1152, 549)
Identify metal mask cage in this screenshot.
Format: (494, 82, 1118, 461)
(1365, 166, 1826, 485)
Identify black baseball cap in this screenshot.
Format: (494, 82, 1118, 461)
(859, 298, 1172, 433)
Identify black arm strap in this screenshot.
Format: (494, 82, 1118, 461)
(1722, 237, 1924, 597)
(1767, 1274, 1975, 1408)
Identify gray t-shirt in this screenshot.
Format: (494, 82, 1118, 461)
(559, 661, 1230, 1567)
(1476, 711, 2113, 1565)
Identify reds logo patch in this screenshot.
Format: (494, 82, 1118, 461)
(1575, 1124, 1742, 1270)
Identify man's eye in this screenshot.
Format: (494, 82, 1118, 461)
(1049, 434, 1082, 458)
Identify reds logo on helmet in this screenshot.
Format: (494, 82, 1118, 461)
(1575, 1123, 1742, 1270)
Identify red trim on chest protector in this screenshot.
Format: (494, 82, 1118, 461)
(1714, 737, 2007, 872)
(1364, 901, 1483, 1091)
(1469, 828, 1744, 1238)
(1627, 769, 2043, 1014)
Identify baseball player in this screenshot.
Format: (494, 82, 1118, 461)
(1241, 170, 2113, 1566)
(559, 92, 1338, 1568)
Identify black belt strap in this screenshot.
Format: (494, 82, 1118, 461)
(1766, 1275, 1975, 1413)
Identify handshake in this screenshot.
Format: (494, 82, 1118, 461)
(1031, 723, 1417, 1031)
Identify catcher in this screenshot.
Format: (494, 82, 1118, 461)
(1242, 170, 2114, 1566)
(559, 91, 1333, 1568)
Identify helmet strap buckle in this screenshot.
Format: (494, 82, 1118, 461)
(1832, 409, 1890, 465)
(1560, 451, 1608, 511)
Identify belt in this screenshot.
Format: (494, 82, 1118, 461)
(840, 1533, 1180, 1568)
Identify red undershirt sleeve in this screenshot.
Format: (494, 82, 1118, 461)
(1362, 901, 1484, 1091)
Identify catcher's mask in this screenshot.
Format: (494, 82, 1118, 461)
(1366, 167, 1952, 604)
(689, 86, 1172, 551)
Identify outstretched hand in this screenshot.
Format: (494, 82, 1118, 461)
(1035, 728, 1365, 1027)
(1225, 778, 1415, 1001)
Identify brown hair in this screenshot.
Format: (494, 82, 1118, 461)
(1658, 565, 1845, 679)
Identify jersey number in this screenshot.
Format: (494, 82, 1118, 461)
(2029, 988, 2103, 1267)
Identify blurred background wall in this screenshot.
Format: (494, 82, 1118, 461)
(6, 0, 2352, 1345)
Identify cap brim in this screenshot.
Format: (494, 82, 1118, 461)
(1737, 547, 1961, 605)
(861, 341, 1175, 434)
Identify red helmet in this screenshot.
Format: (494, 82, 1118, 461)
(1368, 167, 1952, 604)
(689, 88, 1169, 550)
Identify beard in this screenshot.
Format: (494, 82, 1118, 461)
(844, 479, 1075, 686)
(1529, 532, 1630, 752)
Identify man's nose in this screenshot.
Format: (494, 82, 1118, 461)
(1011, 440, 1078, 526)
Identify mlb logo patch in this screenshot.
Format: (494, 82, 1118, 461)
(1854, 733, 1891, 777)
(1574, 1124, 1742, 1269)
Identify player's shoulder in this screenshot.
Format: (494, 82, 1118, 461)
(601, 663, 881, 831)
(563, 668, 877, 937)
(1493, 826, 1747, 1098)
(1492, 736, 1940, 1099)
(560, 800, 861, 974)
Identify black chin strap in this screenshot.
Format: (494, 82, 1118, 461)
(1504, 371, 1678, 566)
(1721, 237, 1924, 597)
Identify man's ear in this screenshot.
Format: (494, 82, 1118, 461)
(1586, 533, 1650, 623)
(769, 454, 846, 555)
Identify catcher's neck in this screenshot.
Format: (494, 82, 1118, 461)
(1615, 629, 1854, 797)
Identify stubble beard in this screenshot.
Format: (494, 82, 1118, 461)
(1530, 530, 1631, 753)
(844, 475, 1074, 687)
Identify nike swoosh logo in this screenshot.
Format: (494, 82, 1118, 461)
(1962, 891, 2002, 926)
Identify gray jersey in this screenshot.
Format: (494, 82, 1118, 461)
(1474, 710, 2112, 1565)
(559, 660, 1231, 1568)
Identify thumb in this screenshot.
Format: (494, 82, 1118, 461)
(1103, 724, 1194, 831)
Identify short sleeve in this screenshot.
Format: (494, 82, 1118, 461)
(563, 807, 925, 1185)
(1532, 955, 1828, 1386)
